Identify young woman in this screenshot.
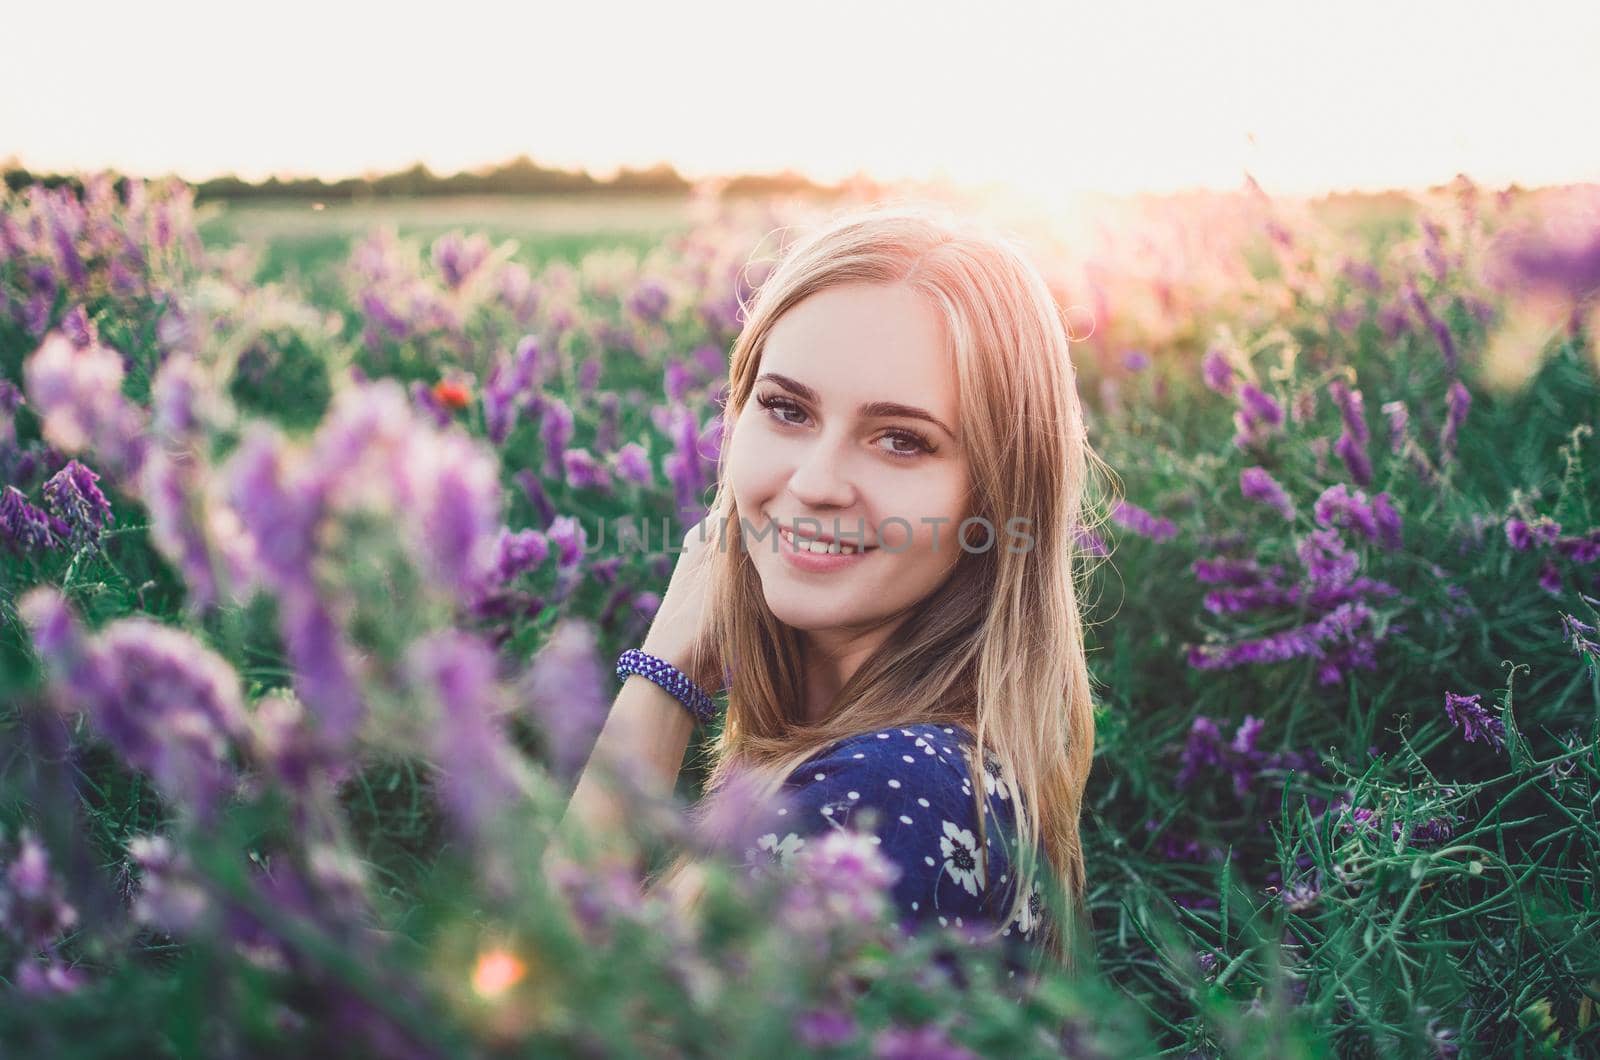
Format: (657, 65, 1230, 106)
(549, 202, 1112, 975)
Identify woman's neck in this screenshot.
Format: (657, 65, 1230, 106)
(797, 618, 903, 725)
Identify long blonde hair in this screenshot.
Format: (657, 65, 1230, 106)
(650, 201, 1115, 971)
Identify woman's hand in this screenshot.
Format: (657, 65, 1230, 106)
(640, 514, 726, 691)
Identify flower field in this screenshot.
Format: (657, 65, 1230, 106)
(1, 173, 1598, 1057)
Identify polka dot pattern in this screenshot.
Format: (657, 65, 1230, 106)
(740, 721, 1049, 968)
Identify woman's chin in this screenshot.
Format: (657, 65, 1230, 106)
(762, 588, 873, 632)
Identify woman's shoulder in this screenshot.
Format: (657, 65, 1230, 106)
(782, 722, 1015, 806)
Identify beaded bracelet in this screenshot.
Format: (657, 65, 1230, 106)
(615, 647, 720, 727)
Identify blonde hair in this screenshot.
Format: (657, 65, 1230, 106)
(649, 201, 1115, 971)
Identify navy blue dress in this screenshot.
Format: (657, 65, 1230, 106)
(737, 722, 1050, 975)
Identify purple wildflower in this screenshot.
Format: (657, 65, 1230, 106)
(1327, 380, 1369, 444)
(1192, 556, 1278, 585)
(784, 829, 901, 929)
(23, 332, 149, 486)
(1403, 278, 1459, 375)
(1204, 582, 1303, 615)
(1553, 530, 1600, 563)
(406, 630, 527, 842)
(1313, 484, 1382, 543)
(430, 231, 491, 290)
(1240, 466, 1297, 521)
(491, 528, 550, 584)
(1187, 600, 1376, 679)
(140, 448, 220, 608)
(796, 1008, 858, 1049)
(1485, 212, 1600, 305)
(1439, 380, 1470, 467)
(1233, 383, 1286, 450)
(513, 469, 557, 528)
(1297, 528, 1360, 589)
(871, 1023, 978, 1060)
(1443, 691, 1506, 752)
(19, 587, 247, 820)
(1560, 612, 1599, 661)
(546, 515, 586, 571)
(1539, 558, 1563, 595)
(612, 442, 653, 487)
(61, 304, 95, 348)
(1110, 499, 1179, 542)
(664, 359, 695, 403)
(42, 459, 112, 542)
(1074, 525, 1110, 557)
(627, 278, 671, 324)
(518, 620, 611, 784)
(1381, 400, 1409, 455)
(563, 447, 613, 494)
(1, 485, 67, 552)
(1201, 347, 1235, 395)
(408, 380, 453, 429)
(539, 396, 574, 478)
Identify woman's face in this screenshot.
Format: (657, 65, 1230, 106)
(725, 282, 970, 638)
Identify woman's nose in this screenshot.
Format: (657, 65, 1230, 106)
(786, 439, 855, 508)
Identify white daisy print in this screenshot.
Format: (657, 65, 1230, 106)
(939, 820, 986, 896)
(1014, 879, 1043, 935)
(747, 831, 805, 876)
(981, 756, 1011, 801)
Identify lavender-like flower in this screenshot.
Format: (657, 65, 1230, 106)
(796, 1008, 858, 1050)
(1109, 499, 1179, 543)
(1381, 400, 1409, 455)
(871, 1023, 978, 1060)
(1559, 612, 1599, 664)
(1439, 380, 1471, 467)
(19, 586, 247, 820)
(406, 630, 529, 844)
(627, 278, 671, 325)
(612, 442, 653, 487)
(23, 332, 149, 486)
(1232, 383, 1285, 450)
(1297, 528, 1360, 589)
(1327, 380, 1368, 444)
(1240, 467, 1296, 521)
(539, 396, 574, 478)
(430, 231, 492, 290)
(563, 447, 613, 494)
(1187, 600, 1375, 679)
(783, 828, 901, 930)
(1, 485, 67, 552)
(1201, 347, 1235, 396)
(518, 619, 611, 784)
(1192, 556, 1278, 586)
(42, 459, 112, 543)
(1403, 278, 1459, 375)
(1443, 691, 1506, 753)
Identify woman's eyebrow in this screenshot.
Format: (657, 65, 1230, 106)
(755, 372, 956, 439)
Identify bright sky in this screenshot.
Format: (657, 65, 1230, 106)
(4, 0, 1596, 201)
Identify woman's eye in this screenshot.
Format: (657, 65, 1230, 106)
(879, 430, 934, 458)
(756, 393, 807, 425)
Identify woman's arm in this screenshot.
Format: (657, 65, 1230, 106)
(540, 519, 722, 884)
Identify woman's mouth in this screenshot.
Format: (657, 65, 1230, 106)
(772, 522, 878, 572)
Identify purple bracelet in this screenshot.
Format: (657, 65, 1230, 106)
(616, 647, 720, 727)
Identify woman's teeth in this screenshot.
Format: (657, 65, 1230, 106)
(779, 526, 866, 555)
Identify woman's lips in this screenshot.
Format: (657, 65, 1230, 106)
(772, 521, 877, 572)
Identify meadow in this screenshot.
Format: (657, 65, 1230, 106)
(1, 173, 1598, 1058)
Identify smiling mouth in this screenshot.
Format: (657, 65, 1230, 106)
(773, 523, 878, 556)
